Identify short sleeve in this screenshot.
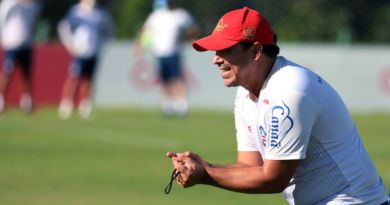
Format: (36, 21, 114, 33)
(263, 90, 320, 160)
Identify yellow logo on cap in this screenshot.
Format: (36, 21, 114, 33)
(242, 27, 256, 40)
(214, 19, 228, 32)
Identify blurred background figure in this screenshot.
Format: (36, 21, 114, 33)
(136, 0, 199, 117)
(0, 0, 40, 113)
(57, 0, 114, 120)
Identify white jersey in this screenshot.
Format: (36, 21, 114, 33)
(235, 56, 388, 205)
(143, 8, 195, 57)
(0, 0, 40, 50)
(58, 4, 114, 58)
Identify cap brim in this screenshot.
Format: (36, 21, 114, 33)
(192, 35, 239, 52)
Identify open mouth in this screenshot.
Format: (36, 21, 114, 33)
(220, 70, 230, 78)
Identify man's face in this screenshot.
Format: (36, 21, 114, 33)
(213, 43, 252, 87)
(81, 0, 96, 6)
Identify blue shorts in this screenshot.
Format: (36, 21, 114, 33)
(157, 53, 183, 83)
(2, 47, 32, 77)
(70, 57, 97, 79)
(380, 201, 389, 205)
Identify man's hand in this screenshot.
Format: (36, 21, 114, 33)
(166, 151, 209, 188)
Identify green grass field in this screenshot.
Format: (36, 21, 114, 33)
(0, 107, 389, 205)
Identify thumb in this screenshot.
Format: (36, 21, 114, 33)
(166, 152, 177, 158)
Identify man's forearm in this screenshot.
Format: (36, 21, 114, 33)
(200, 165, 283, 194)
(207, 162, 253, 169)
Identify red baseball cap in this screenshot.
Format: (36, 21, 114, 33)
(193, 7, 275, 52)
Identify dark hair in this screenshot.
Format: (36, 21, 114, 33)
(239, 42, 280, 59)
(239, 34, 280, 58)
(262, 44, 280, 58)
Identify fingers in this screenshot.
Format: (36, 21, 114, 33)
(167, 151, 198, 158)
(184, 151, 198, 158)
(172, 159, 185, 169)
(167, 151, 203, 168)
(166, 152, 177, 158)
(167, 151, 196, 162)
(176, 174, 186, 187)
(175, 169, 190, 188)
(179, 151, 196, 157)
(167, 151, 205, 188)
(175, 151, 198, 161)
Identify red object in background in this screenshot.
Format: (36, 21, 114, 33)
(1, 42, 71, 109)
(379, 68, 390, 96)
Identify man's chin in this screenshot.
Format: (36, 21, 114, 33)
(224, 83, 239, 87)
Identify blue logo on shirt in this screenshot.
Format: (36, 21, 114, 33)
(270, 101, 294, 148)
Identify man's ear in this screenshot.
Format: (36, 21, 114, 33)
(252, 42, 262, 60)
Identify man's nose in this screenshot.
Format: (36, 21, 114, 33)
(213, 55, 223, 66)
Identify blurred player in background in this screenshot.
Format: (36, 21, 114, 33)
(0, 0, 40, 113)
(167, 7, 389, 204)
(57, 0, 114, 119)
(136, 0, 199, 117)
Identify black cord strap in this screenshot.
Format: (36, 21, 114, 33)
(164, 169, 180, 194)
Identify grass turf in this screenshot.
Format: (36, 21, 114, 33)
(0, 107, 388, 205)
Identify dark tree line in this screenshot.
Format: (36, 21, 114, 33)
(38, 0, 390, 43)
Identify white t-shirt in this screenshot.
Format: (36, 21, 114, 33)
(58, 4, 114, 58)
(0, 0, 40, 50)
(235, 56, 388, 205)
(143, 8, 195, 57)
